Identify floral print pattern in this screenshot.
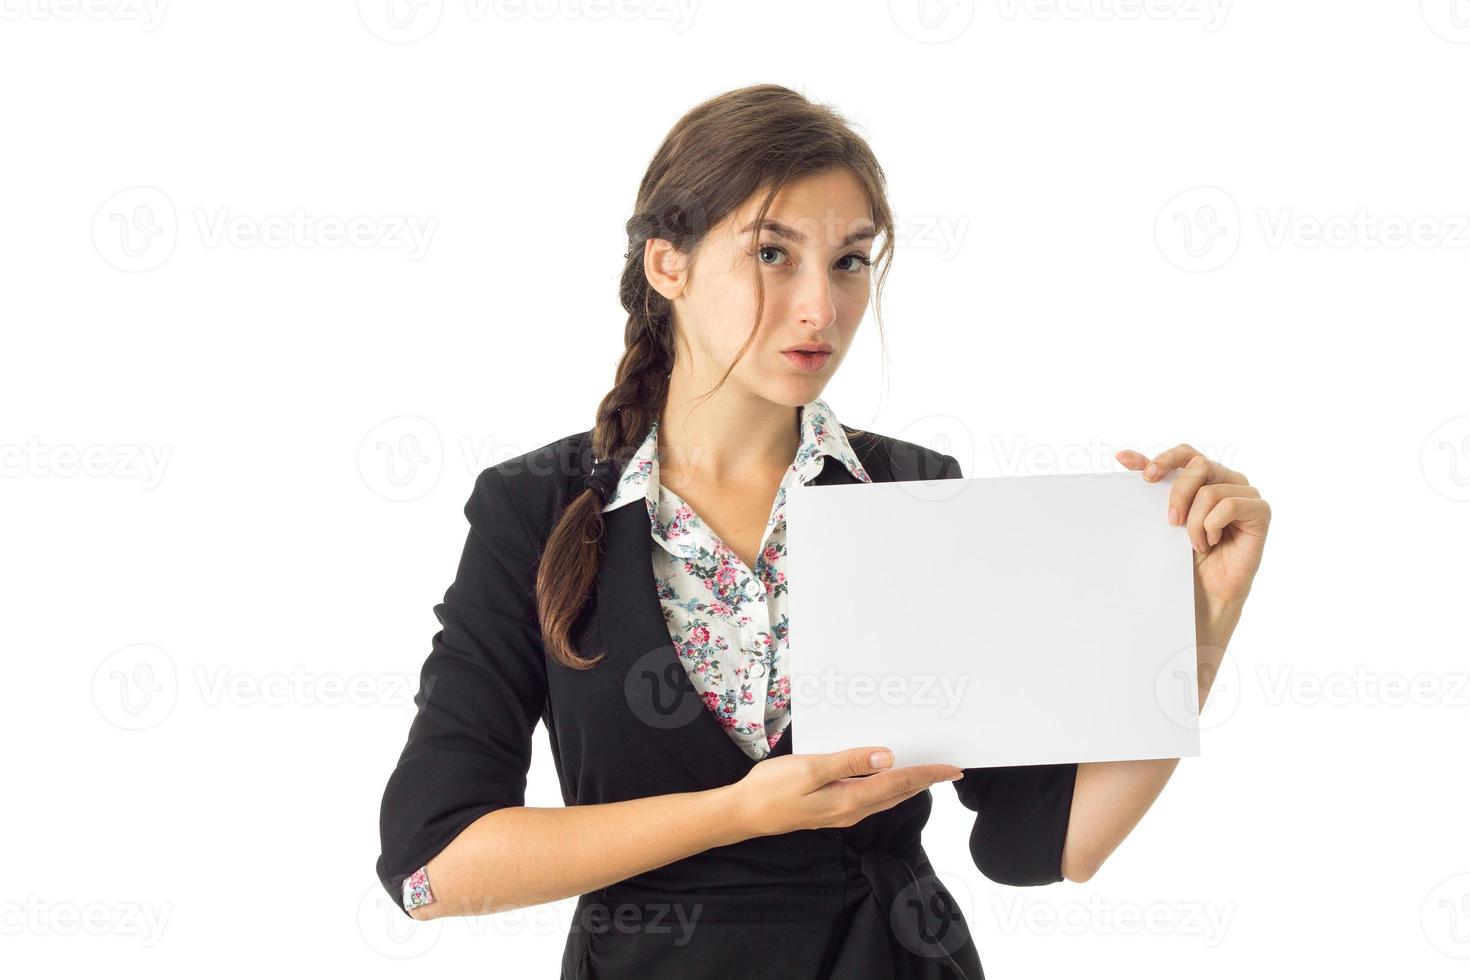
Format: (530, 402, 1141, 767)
(402, 866, 434, 912)
(601, 396, 871, 761)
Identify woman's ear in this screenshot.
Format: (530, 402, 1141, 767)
(644, 236, 690, 302)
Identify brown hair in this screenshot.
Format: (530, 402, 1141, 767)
(535, 83, 896, 669)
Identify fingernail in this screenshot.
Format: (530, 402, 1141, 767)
(1145, 464, 1159, 480)
(947, 771, 964, 781)
(870, 751, 893, 768)
(1168, 507, 1180, 525)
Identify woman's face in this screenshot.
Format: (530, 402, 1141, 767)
(654, 168, 877, 407)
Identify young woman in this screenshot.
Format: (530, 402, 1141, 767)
(374, 83, 1272, 979)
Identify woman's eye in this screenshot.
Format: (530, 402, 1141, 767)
(756, 244, 873, 272)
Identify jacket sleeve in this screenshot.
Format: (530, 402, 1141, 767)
(374, 465, 549, 916)
(938, 452, 1079, 886)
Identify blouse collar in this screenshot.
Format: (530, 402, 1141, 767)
(600, 396, 871, 515)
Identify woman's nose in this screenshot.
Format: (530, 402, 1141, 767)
(792, 269, 838, 328)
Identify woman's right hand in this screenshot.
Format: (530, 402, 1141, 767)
(730, 746, 965, 838)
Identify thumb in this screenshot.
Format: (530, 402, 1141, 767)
(832, 747, 893, 780)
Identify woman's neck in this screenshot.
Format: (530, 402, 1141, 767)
(656, 369, 801, 486)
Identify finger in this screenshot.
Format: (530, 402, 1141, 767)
(1142, 443, 1202, 482)
(829, 785, 928, 831)
(1202, 496, 1272, 548)
(1147, 444, 1248, 484)
(903, 763, 965, 784)
(1165, 456, 1250, 526)
(1185, 484, 1260, 552)
(1146, 444, 1247, 482)
(836, 769, 917, 809)
(1115, 449, 1148, 471)
(855, 785, 930, 822)
(846, 765, 961, 808)
(828, 747, 896, 784)
(1166, 452, 1215, 527)
(863, 779, 932, 807)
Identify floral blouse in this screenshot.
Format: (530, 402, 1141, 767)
(401, 397, 871, 914)
(600, 395, 871, 760)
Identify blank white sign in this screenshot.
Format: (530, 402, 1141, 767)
(785, 471, 1199, 768)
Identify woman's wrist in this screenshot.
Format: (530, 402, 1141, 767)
(706, 780, 760, 847)
(1195, 583, 1246, 649)
(1194, 592, 1245, 708)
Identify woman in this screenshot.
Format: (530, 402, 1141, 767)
(374, 83, 1272, 979)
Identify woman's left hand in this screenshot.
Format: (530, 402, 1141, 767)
(1115, 444, 1272, 612)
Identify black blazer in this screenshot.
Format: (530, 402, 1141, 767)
(375, 425, 1078, 980)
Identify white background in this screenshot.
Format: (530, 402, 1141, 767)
(3, 1, 1468, 976)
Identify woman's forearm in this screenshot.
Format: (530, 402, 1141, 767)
(409, 783, 747, 920)
(1058, 594, 1246, 882)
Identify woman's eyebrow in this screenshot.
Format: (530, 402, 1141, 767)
(739, 219, 876, 247)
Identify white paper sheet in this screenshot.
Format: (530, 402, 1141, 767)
(784, 470, 1199, 768)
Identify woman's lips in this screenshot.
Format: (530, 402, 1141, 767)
(782, 350, 831, 371)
